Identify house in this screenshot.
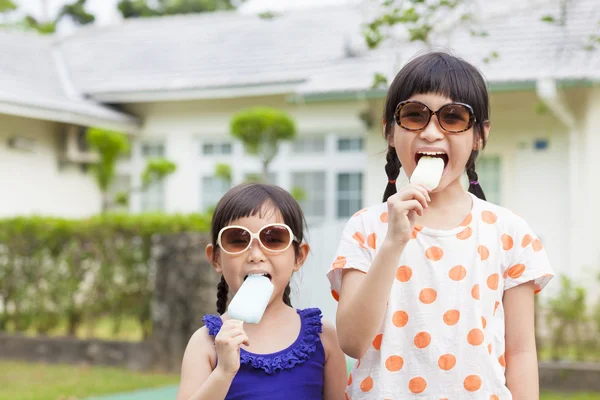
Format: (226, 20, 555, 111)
(0, 0, 598, 322)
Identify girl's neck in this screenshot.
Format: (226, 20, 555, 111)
(415, 178, 473, 230)
(428, 178, 470, 209)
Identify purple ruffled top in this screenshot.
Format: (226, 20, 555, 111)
(203, 308, 326, 399)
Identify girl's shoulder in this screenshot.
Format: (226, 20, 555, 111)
(471, 195, 533, 232)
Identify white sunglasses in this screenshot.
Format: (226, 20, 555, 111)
(216, 223, 299, 255)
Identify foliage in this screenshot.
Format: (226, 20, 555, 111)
(0, 0, 16, 13)
(290, 186, 307, 202)
(23, 0, 95, 34)
(0, 213, 210, 339)
(230, 107, 296, 180)
(543, 275, 598, 362)
(85, 128, 176, 212)
(214, 163, 232, 183)
(117, 0, 241, 19)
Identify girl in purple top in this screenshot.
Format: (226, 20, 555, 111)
(176, 183, 348, 400)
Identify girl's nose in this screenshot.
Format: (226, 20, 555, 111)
(247, 238, 267, 263)
(419, 115, 445, 142)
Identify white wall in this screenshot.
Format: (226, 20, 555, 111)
(0, 114, 101, 218)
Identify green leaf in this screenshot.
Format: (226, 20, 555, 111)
(371, 72, 388, 89)
(541, 15, 555, 23)
(141, 158, 177, 187)
(290, 186, 307, 202)
(214, 163, 232, 182)
(0, 0, 17, 13)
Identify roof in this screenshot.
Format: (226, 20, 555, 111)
(0, 1, 598, 114)
(55, 7, 364, 101)
(295, 0, 600, 98)
(0, 31, 139, 131)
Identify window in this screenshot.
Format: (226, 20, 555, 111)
(140, 180, 165, 212)
(291, 137, 325, 153)
(141, 142, 165, 158)
(476, 156, 501, 205)
(291, 172, 326, 218)
(202, 142, 232, 155)
(337, 172, 363, 218)
(201, 177, 231, 210)
(337, 137, 364, 152)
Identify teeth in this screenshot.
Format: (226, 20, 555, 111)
(418, 151, 446, 156)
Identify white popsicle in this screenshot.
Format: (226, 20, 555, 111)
(228, 274, 274, 324)
(410, 156, 445, 191)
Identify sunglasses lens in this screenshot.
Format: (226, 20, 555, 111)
(220, 227, 251, 253)
(259, 225, 292, 251)
(439, 104, 472, 132)
(399, 102, 430, 130)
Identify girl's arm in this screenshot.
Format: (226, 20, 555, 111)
(176, 321, 248, 400)
(321, 320, 349, 400)
(336, 186, 429, 359)
(504, 281, 539, 399)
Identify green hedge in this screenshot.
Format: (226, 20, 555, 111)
(0, 213, 210, 339)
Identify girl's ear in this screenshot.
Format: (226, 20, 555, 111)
(293, 243, 310, 272)
(205, 244, 222, 274)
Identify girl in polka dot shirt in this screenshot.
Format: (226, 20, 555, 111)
(327, 52, 554, 399)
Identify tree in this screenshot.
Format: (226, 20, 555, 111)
(117, 0, 242, 19)
(230, 107, 296, 181)
(0, 0, 16, 14)
(23, 0, 95, 34)
(85, 128, 177, 212)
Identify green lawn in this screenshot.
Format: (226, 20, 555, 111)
(0, 361, 178, 400)
(0, 360, 598, 400)
(541, 393, 600, 399)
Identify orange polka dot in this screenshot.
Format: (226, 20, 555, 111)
(482, 211, 497, 224)
(521, 234, 533, 248)
(353, 208, 368, 217)
(367, 233, 377, 249)
(392, 310, 409, 327)
(478, 245, 490, 261)
(467, 329, 484, 346)
(426, 246, 444, 261)
(360, 376, 373, 392)
(471, 284, 480, 300)
(348, 373, 352, 385)
(414, 332, 431, 348)
(534, 284, 542, 295)
(490, 395, 500, 400)
(419, 288, 437, 304)
(493, 301, 500, 316)
(352, 232, 366, 248)
(438, 353, 456, 370)
(460, 213, 473, 226)
(464, 374, 482, 391)
(396, 266, 413, 282)
(380, 212, 388, 223)
(499, 353, 506, 368)
(449, 265, 467, 281)
(372, 334, 383, 350)
(532, 238, 543, 252)
(331, 290, 339, 301)
(488, 343, 492, 354)
(408, 377, 427, 394)
(443, 310, 460, 326)
(487, 273, 499, 290)
(345, 394, 349, 400)
(456, 226, 472, 240)
(385, 355, 404, 372)
(507, 264, 525, 279)
(481, 316, 487, 329)
(356, 359, 361, 368)
(411, 225, 423, 239)
(501, 234, 514, 250)
(332, 256, 346, 269)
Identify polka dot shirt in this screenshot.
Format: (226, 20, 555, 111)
(327, 193, 554, 399)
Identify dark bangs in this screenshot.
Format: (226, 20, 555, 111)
(383, 52, 490, 137)
(210, 183, 306, 247)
